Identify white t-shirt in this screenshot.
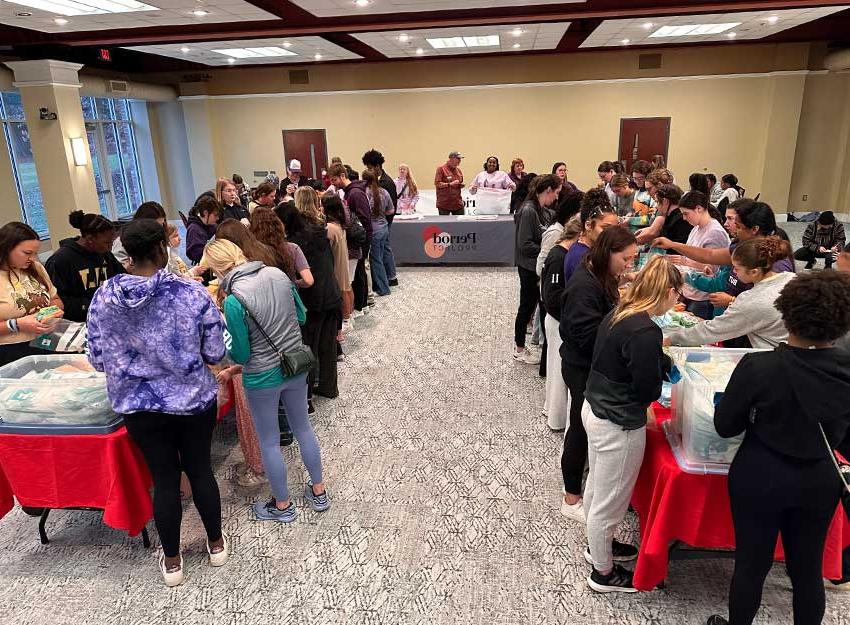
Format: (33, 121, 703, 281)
(682, 219, 731, 301)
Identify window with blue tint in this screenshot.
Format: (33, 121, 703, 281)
(81, 96, 96, 121)
(1, 92, 48, 238)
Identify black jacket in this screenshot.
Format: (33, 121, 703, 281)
(222, 203, 249, 222)
(660, 207, 693, 246)
(379, 171, 398, 213)
(585, 311, 672, 430)
(559, 265, 615, 371)
(715, 343, 850, 460)
(288, 225, 342, 313)
(541, 245, 568, 320)
(45, 238, 125, 322)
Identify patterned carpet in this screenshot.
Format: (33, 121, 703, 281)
(0, 265, 848, 625)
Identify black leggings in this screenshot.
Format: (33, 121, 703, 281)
(727, 435, 842, 625)
(561, 364, 589, 495)
(124, 403, 222, 558)
(353, 248, 370, 310)
(302, 307, 341, 399)
(514, 266, 539, 348)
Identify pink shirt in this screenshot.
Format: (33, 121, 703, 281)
(470, 170, 516, 193)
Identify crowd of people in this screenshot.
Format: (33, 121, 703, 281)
(508, 157, 850, 625)
(0, 147, 848, 625)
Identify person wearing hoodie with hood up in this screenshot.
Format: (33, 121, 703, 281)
(185, 196, 222, 265)
(704, 271, 850, 625)
(45, 211, 124, 322)
(86, 219, 227, 588)
(200, 239, 330, 526)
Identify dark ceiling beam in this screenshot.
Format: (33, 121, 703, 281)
(321, 33, 386, 61)
(36, 0, 850, 47)
(556, 19, 602, 52)
(239, 0, 314, 21)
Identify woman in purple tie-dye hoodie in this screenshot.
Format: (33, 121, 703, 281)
(87, 219, 227, 587)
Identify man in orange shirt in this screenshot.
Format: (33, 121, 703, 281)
(434, 151, 465, 215)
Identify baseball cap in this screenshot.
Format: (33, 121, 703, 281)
(289, 159, 302, 172)
(448, 151, 463, 159)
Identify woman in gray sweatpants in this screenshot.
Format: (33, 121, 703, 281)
(582, 256, 682, 593)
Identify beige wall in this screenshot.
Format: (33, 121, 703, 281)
(194, 72, 793, 206)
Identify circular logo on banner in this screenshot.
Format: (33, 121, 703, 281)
(422, 225, 449, 259)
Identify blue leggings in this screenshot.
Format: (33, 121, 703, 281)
(244, 374, 323, 501)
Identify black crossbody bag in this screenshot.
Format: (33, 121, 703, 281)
(818, 423, 850, 521)
(231, 293, 315, 378)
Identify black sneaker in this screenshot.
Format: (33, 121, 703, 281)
(805, 262, 815, 269)
(389, 278, 399, 287)
(280, 430, 294, 447)
(706, 616, 729, 625)
(583, 541, 639, 566)
(307, 400, 316, 415)
(587, 564, 638, 594)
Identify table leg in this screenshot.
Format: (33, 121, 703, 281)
(38, 508, 51, 545)
(141, 526, 151, 548)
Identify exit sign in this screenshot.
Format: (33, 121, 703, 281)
(98, 48, 111, 62)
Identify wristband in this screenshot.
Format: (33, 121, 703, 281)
(6, 319, 18, 334)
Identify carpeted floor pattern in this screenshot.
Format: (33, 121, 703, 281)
(0, 265, 848, 625)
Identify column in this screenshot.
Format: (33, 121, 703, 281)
(180, 97, 217, 199)
(4, 60, 99, 246)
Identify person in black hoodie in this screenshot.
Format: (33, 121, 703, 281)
(583, 256, 682, 593)
(362, 149, 398, 226)
(45, 211, 124, 322)
(706, 271, 850, 625)
(186, 196, 221, 265)
(276, 202, 342, 400)
(216, 177, 249, 223)
(559, 226, 637, 524)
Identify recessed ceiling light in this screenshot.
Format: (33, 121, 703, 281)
(354, 0, 369, 6)
(727, 32, 737, 39)
(282, 42, 292, 48)
(213, 47, 298, 59)
(650, 22, 741, 38)
(621, 38, 630, 45)
(398, 33, 409, 42)
(192, 9, 208, 16)
(54, 17, 68, 24)
(314, 53, 322, 60)
(767, 15, 779, 24)
(6, 0, 158, 17)
(180, 46, 190, 53)
(415, 48, 424, 55)
(643, 22, 653, 29)
(511, 28, 523, 37)
(15, 11, 32, 16)
(227, 58, 235, 64)
(512, 43, 520, 49)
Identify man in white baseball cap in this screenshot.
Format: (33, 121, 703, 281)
(285, 159, 310, 195)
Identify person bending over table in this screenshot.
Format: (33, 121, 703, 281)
(705, 270, 850, 625)
(0, 222, 64, 367)
(583, 256, 682, 593)
(87, 219, 228, 587)
(665, 238, 794, 349)
(559, 227, 638, 524)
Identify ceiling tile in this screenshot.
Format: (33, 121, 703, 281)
(290, 0, 584, 18)
(579, 6, 850, 48)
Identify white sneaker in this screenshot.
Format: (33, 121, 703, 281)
(207, 534, 229, 567)
(158, 552, 185, 587)
(237, 469, 267, 488)
(352, 309, 364, 319)
(342, 319, 354, 334)
(512, 348, 541, 365)
(560, 498, 586, 524)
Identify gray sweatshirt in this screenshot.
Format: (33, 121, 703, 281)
(514, 200, 545, 272)
(536, 223, 564, 276)
(666, 271, 795, 349)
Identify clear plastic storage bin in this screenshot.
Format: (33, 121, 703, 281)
(0, 354, 120, 434)
(666, 347, 764, 474)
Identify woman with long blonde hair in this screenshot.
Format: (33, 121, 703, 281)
(216, 178, 249, 223)
(580, 255, 682, 593)
(395, 164, 420, 214)
(294, 186, 324, 226)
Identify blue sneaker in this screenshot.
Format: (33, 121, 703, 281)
(304, 483, 331, 512)
(253, 497, 298, 523)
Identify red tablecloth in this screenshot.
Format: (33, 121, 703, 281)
(631, 406, 850, 591)
(0, 427, 153, 536)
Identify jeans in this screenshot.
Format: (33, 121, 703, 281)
(514, 266, 539, 348)
(438, 208, 465, 216)
(244, 374, 323, 502)
(726, 435, 842, 625)
(369, 224, 395, 295)
(583, 404, 646, 572)
(124, 403, 222, 558)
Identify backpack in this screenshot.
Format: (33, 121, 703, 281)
(345, 215, 367, 250)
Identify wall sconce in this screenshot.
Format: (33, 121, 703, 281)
(70, 137, 87, 166)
